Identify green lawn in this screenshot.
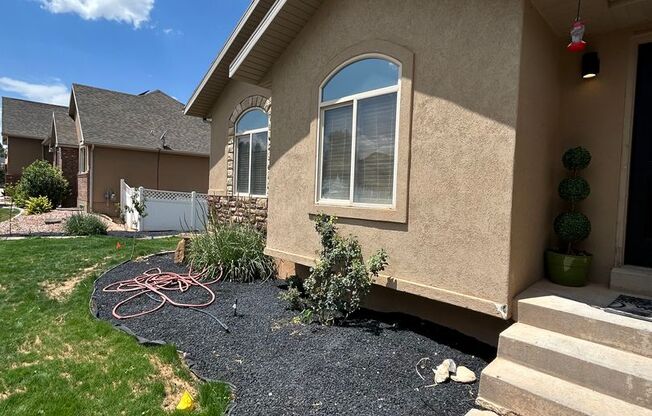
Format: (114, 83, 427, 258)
(0, 207, 19, 222)
(0, 237, 230, 415)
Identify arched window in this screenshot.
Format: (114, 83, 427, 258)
(318, 57, 399, 205)
(235, 108, 269, 196)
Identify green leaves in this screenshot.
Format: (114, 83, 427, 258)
(64, 213, 108, 236)
(558, 177, 590, 202)
(562, 146, 591, 171)
(18, 160, 70, 207)
(25, 196, 53, 215)
(303, 215, 388, 325)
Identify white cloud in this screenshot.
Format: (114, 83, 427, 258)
(0, 77, 70, 106)
(39, 0, 154, 28)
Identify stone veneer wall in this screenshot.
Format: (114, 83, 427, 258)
(77, 173, 89, 211)
(209, 94, 271, 232)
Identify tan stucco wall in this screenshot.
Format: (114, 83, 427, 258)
(509, 1, 561, 297)
(208, 80, 271, 195)
(6, 136, 42, 176)
(557, 30, 634, 284)
(90, 146, 208, 215)
(264, 0, 524, 318)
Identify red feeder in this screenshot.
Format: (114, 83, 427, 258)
(567, 20, 587, 52)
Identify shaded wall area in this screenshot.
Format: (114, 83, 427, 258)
(56, 147, 79, 207)
(509, 1, 561, 298)
(6, 136, 42, 182)
(556, 30, 633, 284)
(90, 146, 208, 216)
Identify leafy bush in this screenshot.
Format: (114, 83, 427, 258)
(25, 196, 53, 215)
(64, 213, 108, 236)
(4, 183, 28, 207)
(188, 223, 274, 282)
(280, 285, 306, 311)
(553, 147, 592, 254)
(18, 160, 69, 207)
(302, 215, 388, 325)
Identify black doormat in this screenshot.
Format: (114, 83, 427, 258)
(605, 295, 652, 322)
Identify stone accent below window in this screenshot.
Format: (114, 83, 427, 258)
(208, 195, 267, 233)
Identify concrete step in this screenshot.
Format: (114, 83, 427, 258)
(498, 323, 652, 408)
(477, 358, 652, 416)
(517, 295, 652, 358)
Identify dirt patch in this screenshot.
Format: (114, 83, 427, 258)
(41, 262, 104, 302)
(148, 355, 198, 412)
(0, 284, 7, 293)
(0, 387, 26, 400)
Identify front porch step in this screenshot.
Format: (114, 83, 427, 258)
(498, 323, 652, 408)
(517, 295, 652, 358)
(477, 358, 652, 416)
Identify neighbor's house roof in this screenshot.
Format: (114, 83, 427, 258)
(1, 97, 68, 141)
(71, 84, 209, 156)
(184, 0, 322, 117)
(46, 110, 78, 148)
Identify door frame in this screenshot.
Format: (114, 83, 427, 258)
(614, 30, 652, 268)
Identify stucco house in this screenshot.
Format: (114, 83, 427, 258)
(69, 84, 210, 215)
(186, 0, 652, 414)
(1, 97, 67, 184)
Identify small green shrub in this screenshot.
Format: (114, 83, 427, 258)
(302, 215, 388, 325)
(553, 147, 592, 254)
(188, 223, 274, 282)
(64, 213, 108, 236)
(18, 160, 69, 207)
(25, 196, 53, 215)
(4, 183, 28, 207)
(280, 285, 306, 311)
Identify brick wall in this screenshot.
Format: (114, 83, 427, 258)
(59, 147, 78, 207)
(77, 173, 89, 211)
(208, 195, 267, 232)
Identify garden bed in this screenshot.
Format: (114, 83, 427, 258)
(92, 254, 495, 415)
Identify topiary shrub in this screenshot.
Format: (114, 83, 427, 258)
(25, 196, 53, 215)
(18, 160, 69, 207)
(302, 214, 388, 325)
(187, 222, 275, 282)
(64, 213, 108, 236)
(554, 147, 591, 254)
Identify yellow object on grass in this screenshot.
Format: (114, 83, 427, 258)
(176, 390, 194, 411)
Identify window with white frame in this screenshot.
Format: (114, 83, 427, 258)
(79, 146, 88, 173)
(318, 56, 399, 206)
(235, 108, 269, 196)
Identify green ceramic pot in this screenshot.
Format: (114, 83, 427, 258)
(545, 250, 592, 287)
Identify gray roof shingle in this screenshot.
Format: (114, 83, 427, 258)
(53, 110, 78, 146)
(73, 84, 209, 155)
(2, 97, 68, 140)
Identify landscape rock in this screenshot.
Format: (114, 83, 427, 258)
(434, 360, 452, 383)
(451, 366, 476, 383)
(174, 238, 190, 264)
(464, 409, 499, 416)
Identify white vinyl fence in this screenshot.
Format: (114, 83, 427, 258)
(120, 179, 208, 232)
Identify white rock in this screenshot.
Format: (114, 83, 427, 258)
(434, 360, 451, 383)
(442, 358, 457, 374)
(451, 366, 476, 383)
(464, 410, 499, 416)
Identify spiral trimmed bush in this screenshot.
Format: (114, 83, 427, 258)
(558, 177, 590, 202)
(562, 147, 591, 171)
(554, 212, 591, 243)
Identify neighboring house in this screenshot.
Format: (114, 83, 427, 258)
(43, 110, 79, 207)
(186, 0, 652, 413)
(69, 84, 210, 215)
(1, 97, 67, 184)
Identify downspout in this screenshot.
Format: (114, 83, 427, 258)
(89, 144, 95, 212)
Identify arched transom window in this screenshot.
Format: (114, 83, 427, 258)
(318, 56, 399, 206)
(235, 108, 269, 196)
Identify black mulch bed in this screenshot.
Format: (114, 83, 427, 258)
(91, 254, 495, 416)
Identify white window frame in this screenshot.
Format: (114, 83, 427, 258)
(316, 54, 401, 209)
(79, 145, 88, 173)
(234, 108, 269, 197)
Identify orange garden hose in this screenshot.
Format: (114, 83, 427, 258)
(103, 267, 223, 320)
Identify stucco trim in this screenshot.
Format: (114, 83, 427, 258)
(264, 247, 510, 319)
(309, 39, 414, 223)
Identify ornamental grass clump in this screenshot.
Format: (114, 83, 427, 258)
(188, 223, 274, 282)
(64, 213, 108, 236)
(301, 214, 388, 325)
(554, 146, 592, 255)
(25, 196, 53, 215)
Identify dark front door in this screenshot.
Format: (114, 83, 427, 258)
(625, 42, 652, 267)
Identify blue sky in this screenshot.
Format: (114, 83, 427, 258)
(0, 0, 250, 111)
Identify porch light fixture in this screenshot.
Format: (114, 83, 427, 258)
(582, 52, 600, 79)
